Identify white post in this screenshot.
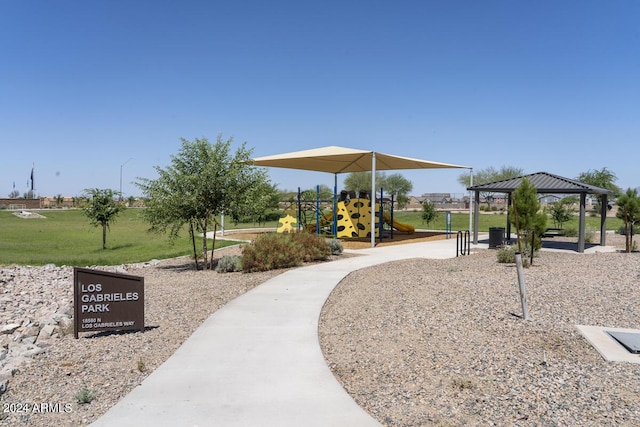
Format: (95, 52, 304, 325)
(515, 252, 531, 320)
(371, 152, 376, 249)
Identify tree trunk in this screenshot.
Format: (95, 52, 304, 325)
(189, 221, 198, 270)
(210, 222, 217, 269)
(202, 217, 209, 269)
(102, 223, 107, 250)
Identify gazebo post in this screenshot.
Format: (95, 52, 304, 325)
(473, 190, 480, 244)
(578, 192, 586, 253)
(506, 192, 512, 242)
(600, 194, 608, 246)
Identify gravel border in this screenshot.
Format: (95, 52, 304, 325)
(319, 234, 640, 426)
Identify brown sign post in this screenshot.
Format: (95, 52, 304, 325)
(74, 267, 144, 338)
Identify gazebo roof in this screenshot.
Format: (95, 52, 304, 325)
(467, 172, 613, 195)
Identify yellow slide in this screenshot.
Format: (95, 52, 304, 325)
(383, 212, 415, 234)
(305, 212, 334, 232)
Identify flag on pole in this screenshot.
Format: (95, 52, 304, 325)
(30, 165, 34, 191)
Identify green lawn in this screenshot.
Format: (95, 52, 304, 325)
(0, 209, 239, 266)
(392, 210, 623, 233)
(1, 208, 622, 266)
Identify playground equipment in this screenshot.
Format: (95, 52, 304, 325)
(277, 213, 297, 233)
(278, 186, 415, 242)
(382, 211, 415, 234)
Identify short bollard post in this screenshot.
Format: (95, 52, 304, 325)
(515, 252, 531, 320)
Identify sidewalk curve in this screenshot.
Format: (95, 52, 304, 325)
(91, 237, 481, 427)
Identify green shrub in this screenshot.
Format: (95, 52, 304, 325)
(290, 232, 331, 262)
(618, 226, 638, 236)
(328, 238, 343, 255)
(496, 244, 529, 267)
(585, 228, 595, 243)
(564, 226, 578, 237)
(75, 383, 97, 404)
(241, 233, 305, 272)
(215, 254, 242, 273)
(240, 232, 331, 272)
(496, 244, 517, 263)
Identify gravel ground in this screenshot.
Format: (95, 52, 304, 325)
(0, 245, 284, 427)
(319, 234, 640, 426)
(3, 234, 640, 426)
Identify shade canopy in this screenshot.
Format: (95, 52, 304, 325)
(252, 145, 469, 173)
(253, 145, 469, 249)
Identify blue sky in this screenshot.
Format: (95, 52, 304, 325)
(1, 1, 638, 199)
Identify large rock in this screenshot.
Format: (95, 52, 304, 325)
(1, 323, 20, 335)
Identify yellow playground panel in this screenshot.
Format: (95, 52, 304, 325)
(276, 213, 297, 233)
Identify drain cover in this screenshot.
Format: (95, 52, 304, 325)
(607, 331, 640, 354)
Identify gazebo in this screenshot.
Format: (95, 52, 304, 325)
(253, 145, 470, 248)
(467, 172, 614, 253)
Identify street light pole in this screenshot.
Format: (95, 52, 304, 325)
(119, 158, 133, 201)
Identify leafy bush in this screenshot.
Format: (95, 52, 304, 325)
(563, 226, 578, 237)
(75, 383, 97, 404)
(496, 244, 529, 267)
(241, 232, 331, 272)
(585, 228, 595, 243)
(618, 226, 638, 236)
(241, 233, 305, 272)
(215, 254, 242, 273)
(328, 238, 343, 255)
(290, 232, 331, 262)
(496, 244, 517, 263)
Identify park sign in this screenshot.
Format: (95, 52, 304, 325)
(74, 267, 144, 338)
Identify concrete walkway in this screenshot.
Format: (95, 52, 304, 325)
(91, 237, 474, 427)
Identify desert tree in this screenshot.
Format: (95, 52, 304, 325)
(509, 178, 546, 266)
(383, 173, 413, 209)
(83, 188, 126, 249)
(136, 135, 270, 269)
(547, 196, 578, 229)
(344, 171, 413, 206)
(458, 166, 523, 209)
(616, 188, 640, 253)
(576, 167, 621, 211)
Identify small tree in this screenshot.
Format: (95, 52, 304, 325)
(421, 199, 438, 226)
(547, 196, 577, 229)
(136, 135, 270, 270)
(616, 188, 640, 253)
(510, 178, 546, 266)
(83, 188, 125, 249)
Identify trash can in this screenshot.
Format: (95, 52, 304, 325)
(489, 227, 505, 249)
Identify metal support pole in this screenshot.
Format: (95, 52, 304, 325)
(370, 153, 376, 248)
